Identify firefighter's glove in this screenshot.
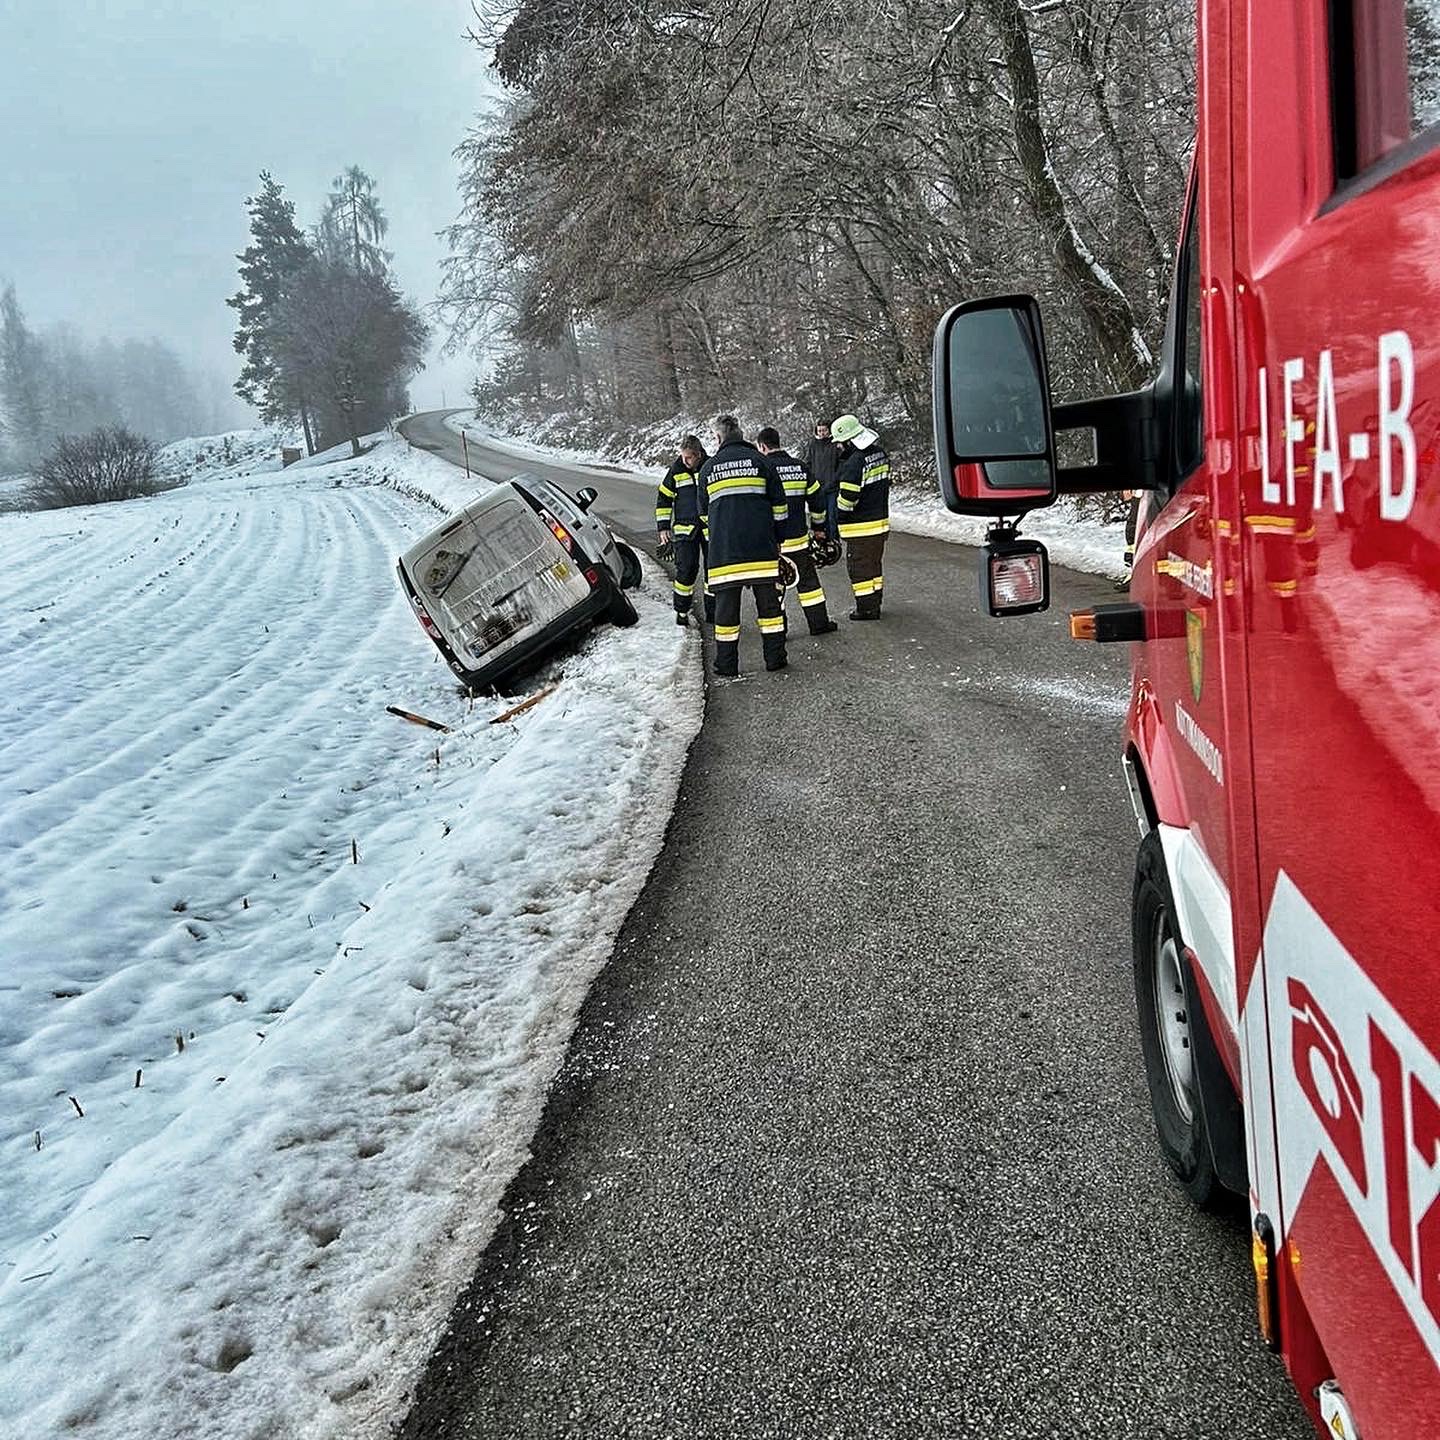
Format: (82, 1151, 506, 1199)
(656, 539, 675, 563)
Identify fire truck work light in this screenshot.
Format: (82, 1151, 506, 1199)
(982, 535, 1049, 617)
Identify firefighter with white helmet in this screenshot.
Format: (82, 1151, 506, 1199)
(831, 413, 891, 620)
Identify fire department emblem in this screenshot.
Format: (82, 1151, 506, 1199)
(1186, 610, 1204, 702)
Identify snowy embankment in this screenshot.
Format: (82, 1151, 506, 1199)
(0, 435, 701, 1438)
(445, 407, 1129, 579)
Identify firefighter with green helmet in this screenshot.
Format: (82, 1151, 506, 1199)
(831, 413, 891, 620)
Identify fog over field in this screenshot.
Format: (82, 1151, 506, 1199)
(0, 0, 492, 418)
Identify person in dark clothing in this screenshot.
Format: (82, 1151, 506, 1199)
(755, 426, 837, 636)
(697, 415, 789, 676)
(656, 435, 712, 624)
(831, 413, 891, 620)
(804, 418, 842, 539)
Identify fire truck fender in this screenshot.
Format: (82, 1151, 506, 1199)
(1151, 826, 1248, 1198)
(1125, 680, 1188, 831)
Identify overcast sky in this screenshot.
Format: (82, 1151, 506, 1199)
(0, 0, 495, 418)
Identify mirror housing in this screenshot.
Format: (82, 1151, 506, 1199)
(982, 530, 1050, 617)
(932, 295, 1058, 516)
(575, 485, 599, 511)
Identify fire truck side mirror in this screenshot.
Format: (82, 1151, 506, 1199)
(931, 294, 1058, 518)
(575, 486, 599, 511)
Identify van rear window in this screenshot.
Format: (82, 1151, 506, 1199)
(1333, 1, 1440, 177)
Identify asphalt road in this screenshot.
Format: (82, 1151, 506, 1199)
(394, 411, 1308, 1439)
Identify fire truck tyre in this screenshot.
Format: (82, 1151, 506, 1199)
(1132, 830, 1220, 1209)
(605, 582, 639, 628)
(616, 542, 643, 590)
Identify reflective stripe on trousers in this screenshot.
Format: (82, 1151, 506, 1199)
(712, 582, 785, 674)
(847, 532, 886, 617)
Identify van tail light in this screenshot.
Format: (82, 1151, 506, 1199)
(538, 506, 576, 554)
(584, 567, 600, 586)
(410, 596, 444, 642)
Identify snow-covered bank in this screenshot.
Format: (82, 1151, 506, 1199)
(445, 408, 1129, 579)
(0, 435, 702, 1439)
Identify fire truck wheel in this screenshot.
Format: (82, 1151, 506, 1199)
(1132, 830, 1220, 1209)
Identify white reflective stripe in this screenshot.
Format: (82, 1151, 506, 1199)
(1157, 822, 1237, 1037)
(1262, 871, 1440, 1365)
(1240, 963, 1282, 1230)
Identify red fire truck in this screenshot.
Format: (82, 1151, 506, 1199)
(931, 6, 1440, 1436)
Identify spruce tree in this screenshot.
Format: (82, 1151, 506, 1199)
(227, 173, 315, 448)
(317, 167, 392, 276)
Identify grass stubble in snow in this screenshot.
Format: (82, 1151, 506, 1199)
(0, 436, 702, 1437)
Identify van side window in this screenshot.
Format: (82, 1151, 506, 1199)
(1332, 1, 1440, 176)
(1175, 206, 1204, 481)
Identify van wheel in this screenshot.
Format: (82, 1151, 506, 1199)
(606, 584, 639, 628)
(616, 542, 643, 590)
(1133, 830, 1220, 1208)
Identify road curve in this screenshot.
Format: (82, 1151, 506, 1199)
(394, 411, 1307, 1439)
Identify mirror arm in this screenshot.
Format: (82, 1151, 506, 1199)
(1053, 384, 1162, 495)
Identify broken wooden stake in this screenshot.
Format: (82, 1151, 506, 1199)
(385, 705, 451, 733)
(68, 1096, 83, 1118)
(134, 1069, 142, 1089)
(351, 839, 358, 865)
(489, 685, 558, 725)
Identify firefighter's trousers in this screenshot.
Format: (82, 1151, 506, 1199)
(712, 581, 786, 675)
(846, 531, 888, 618)
(671, 532, 714, 621)
(785, 547, 834, 633)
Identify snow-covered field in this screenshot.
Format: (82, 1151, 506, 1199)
(446, 408, 1129, 578)
(0, 434, 702, 1438)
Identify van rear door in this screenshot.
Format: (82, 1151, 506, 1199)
(407, 492, 591, 668)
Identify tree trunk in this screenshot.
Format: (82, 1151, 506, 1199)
(986, 0, 1151, 391)
(298, 392, 316, 456)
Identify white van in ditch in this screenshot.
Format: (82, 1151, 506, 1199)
(397, 474, 643, 692)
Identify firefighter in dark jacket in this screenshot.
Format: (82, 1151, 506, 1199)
(804, 418, 841, 538)
(655, 435, 712, 624)
(696, 415, 789, 675)
(831, 413, 891, 620)
(756, 426, 837, 636)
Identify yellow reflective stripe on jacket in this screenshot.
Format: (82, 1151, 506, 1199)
(710, 560, 780, 584)
(838, 518, 890, 538)
(771, 504, 789, 520)
(708, 477, 769, 496)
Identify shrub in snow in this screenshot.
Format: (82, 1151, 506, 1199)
(25, 426, 164, 510)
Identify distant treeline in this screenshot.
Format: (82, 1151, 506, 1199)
(0, 285, 232, 472)
(228, 167, 428, 457)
